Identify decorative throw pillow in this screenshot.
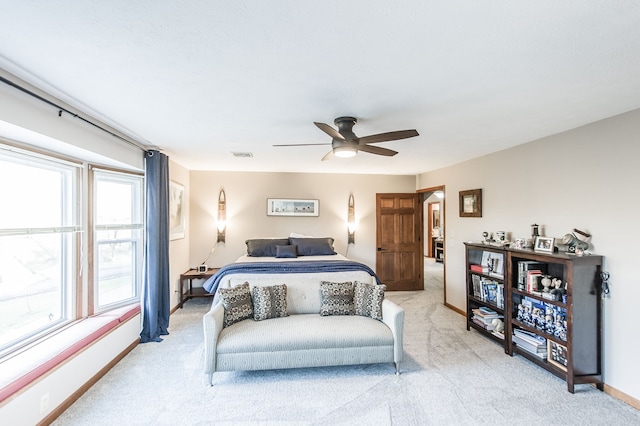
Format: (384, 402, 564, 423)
(218, 282, 253, 327)
(354, 281, 386, 320)
(252, 284, 288, 321)
(245, 238, 290, 257)
(289, 237, 336, 256)
(276, 245, 297, 258)
(319, 281, 355, 316)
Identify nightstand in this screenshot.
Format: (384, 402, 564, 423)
(179, 267, 219, 308)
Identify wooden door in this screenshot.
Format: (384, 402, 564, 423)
(376, 193, 423, 291)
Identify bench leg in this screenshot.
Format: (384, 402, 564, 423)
(394, 362, 400, 375)
(207, 373, 214, 386)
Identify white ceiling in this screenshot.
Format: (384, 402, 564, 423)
(1, 1, 639, 175)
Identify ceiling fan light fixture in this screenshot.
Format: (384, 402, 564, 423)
(333, 145, 357, 158)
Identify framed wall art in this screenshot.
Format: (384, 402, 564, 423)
(169, 180, 185, 240)
(459, 188, 482, 217)
(267, 198, 319, 217)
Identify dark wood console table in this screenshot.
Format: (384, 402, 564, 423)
(179, 268, 219, 308)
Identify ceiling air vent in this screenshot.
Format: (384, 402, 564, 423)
(232, 152, 253, 158)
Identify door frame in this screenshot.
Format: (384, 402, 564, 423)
(417, 185, 446, 305)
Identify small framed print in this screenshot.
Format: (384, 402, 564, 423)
(459, 189, 482, 217)
(169, 180, 186, 240)
(534, 236, 555, 253)
(547, 341, 568, 371)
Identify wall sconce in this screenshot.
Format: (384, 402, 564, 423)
(347, 194, 356, 244)
(217, 189, 226, 243)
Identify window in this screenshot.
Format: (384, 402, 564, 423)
(0, 148, 80, 354)
(91, 169, 144, 312)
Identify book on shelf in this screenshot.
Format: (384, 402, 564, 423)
(526, 270, 543, 293)
(482, 282, 498, 304)
(513, 328, 546, 344)
(491, 330, 505, 340)
(517, 261, 547, 290)
(512, 334, 547, 356)
(472, 317, 496, 330)
(472, 315, 503, 327)
(472, 308, 502, 320)
(470, 274, 504, 307)
(471, 274, 482, 298)
(496, 283, 504, 308)
(470, 264, 487, 274)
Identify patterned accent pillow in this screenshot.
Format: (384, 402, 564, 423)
(218, 282, 253, 327)
(319, 281, 355, 316)
(252, 284, 288, 321)
(354, 281, 386, 320)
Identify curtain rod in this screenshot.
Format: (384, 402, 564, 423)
(0, 74, 149, 152)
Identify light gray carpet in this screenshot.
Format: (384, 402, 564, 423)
(53, 262, 640, 425)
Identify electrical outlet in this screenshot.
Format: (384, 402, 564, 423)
(40, 392, 50, 415)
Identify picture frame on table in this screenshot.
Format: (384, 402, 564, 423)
(459, 188, 482, 217)
(548, 340, 568, 371)
(267, 198, 319, 217)
(534, 236, 555, 253)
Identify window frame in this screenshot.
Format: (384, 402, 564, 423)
(0, 144, 82, 357)
(89, 166, 144, 315)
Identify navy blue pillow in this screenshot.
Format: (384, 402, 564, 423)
(276, 245, 297, 258)
(288, 237, 336, 256)
(246, 239, 290, 257)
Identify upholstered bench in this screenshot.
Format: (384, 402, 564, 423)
(202, 279, 404, 385)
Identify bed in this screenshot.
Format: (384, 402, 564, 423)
(202, 237, 381, 301)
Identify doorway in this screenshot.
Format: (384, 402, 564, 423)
(418, 186, 445, 305)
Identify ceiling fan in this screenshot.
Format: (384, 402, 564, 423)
(273, 116, 419, 161)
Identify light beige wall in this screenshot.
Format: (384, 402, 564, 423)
(188, 171, 416, 270)
(417, 108, 640, 402)
(169, 160, 190, 308)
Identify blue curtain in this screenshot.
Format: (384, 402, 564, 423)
(140, 150, 171, 343)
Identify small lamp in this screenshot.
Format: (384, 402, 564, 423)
(217, 189, 226, 243)
(347, 194, 356, 244)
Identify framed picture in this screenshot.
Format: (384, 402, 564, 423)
(432, 209, 440, 228)
(169, 180, 186, 240)
(267, 198, 319, 217)
(534, 236, 554, 253)
(547, 341, 568, 371)
(459, 189, 482, 217)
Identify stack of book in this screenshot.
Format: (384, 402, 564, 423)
(471, 307, 503, 332)
(516, 260, 546, 291)
(512, 328, 547, 359)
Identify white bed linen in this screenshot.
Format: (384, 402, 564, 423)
(233, 253, 349, 263)
(212, 253, 375, 306)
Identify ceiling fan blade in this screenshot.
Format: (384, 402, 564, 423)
(321, 150, 335, 161)
(314, 122, 345, 141)
(273, 143, 330, 147)
(357, 129, 419, 145)
(358, 144, 398, 157)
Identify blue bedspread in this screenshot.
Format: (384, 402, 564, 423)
(203, 260, 381, 294)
